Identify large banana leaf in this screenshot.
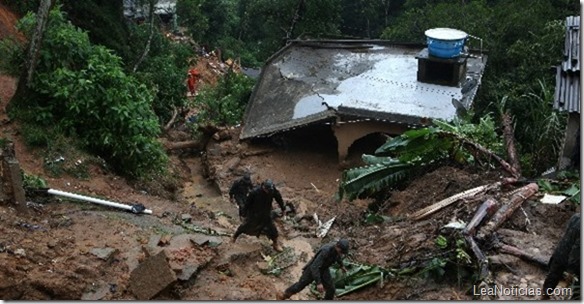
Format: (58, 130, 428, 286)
(339, 161, 412, 201)
(310, 261, 390, 298)
(375, 127, 438, 155)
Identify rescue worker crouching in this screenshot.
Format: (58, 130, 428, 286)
(278, 239, 350, 300)
(232, 179, 286, 252)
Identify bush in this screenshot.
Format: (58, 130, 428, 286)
(10, 7, 168, 178)
(195, 69, 255, 126)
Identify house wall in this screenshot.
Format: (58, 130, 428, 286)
(331, 120, 409, 162)
(557, 113, 580, 171)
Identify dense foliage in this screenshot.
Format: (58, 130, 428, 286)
(194, 69, 256, 126)
(8, 7, 168, 177)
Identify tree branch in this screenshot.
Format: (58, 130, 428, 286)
(132, 0, 156, 73)
(25, 0, 54, 86)
(501, 111, 522, 177)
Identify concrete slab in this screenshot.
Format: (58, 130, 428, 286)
(129, 250, 177, 300)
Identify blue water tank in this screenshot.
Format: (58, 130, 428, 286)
(425, 28, 468, 59)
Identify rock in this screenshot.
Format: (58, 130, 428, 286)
(224, 157, 241, 172)
(218, 242, 262, 266)
(191, 235, 222, 247)
(90, 247, 118, 261)
(166, 234, 196, 250)
(175, 264, 200, 281)
(123, 246, 145, 273)
(146, 235, 162, 255)
(256, 261, 270, 273)
(81, 281, 110, 300)
(181, 214, 192, 223)
(14, 248, 25, 257)
(129, 251, 177, 300)
(158, 235, 172, 246)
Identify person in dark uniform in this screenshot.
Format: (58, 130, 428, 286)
(232, 179, 286, 252)
(229, 173, 253, 217)
(542, 213, 580, 300)
(277, 239, 349, 300)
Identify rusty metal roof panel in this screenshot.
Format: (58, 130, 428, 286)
(554, 16, 581, 114)
(241, 40, 488, 139)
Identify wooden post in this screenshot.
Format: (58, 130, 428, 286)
(0, 142, 28, 214)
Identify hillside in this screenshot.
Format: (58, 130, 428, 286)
(0, 4, 579, 301)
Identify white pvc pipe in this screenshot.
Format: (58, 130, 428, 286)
(47, 189, 153, 214)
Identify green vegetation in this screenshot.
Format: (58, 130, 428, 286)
(310, 260, 390, 298)
(8, 7, 168, 178)
(339, 116, 503, 201)
(194, 69, 255, 126)
(22, 172, 48, 189)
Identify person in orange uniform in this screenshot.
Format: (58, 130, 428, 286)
(187, 68, 200, 96)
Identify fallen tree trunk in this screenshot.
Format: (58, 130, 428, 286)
(497, 243, 549, 267)
(164, 140, 205, 151)
(477, 183, 539, 240)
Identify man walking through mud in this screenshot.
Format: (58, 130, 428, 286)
(232, 179, 286, 252)
(277, 239, 349, 300)
(229, 173, 253, 218)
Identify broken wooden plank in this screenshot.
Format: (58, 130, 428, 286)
(409, 182, 500, 221)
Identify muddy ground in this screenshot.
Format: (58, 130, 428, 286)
(0, 3, 580, 300)
(0, 87, 579, 300)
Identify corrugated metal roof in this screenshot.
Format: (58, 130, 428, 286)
(554, 16, 581, 113)
(562, 16, 580, 72)
(241, 40, 487, 139)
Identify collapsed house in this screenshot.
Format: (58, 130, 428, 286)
(241, 30, 488, 161)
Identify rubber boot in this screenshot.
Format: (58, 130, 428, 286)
(276, 291, 290, 300)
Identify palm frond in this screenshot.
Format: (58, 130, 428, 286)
(339, 162, 413, 201)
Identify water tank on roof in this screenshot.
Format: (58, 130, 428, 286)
(425, 28, 468, 59)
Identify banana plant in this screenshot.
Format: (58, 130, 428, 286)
(338, 117, 504, 201)
(310, 261, 391, 298)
